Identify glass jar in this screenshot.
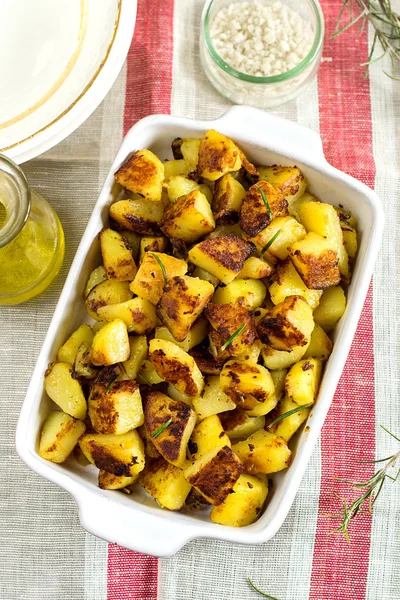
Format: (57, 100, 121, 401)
(200, 0, 324, 109)
(0, 155, 64, 304)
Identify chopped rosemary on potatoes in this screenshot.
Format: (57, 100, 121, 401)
(261, 229, 282, 256)
(257, 185, 272, 220)
(150, 252, 167, 283)
(267, 403, 313, 428)
(221, 323, 247, 351)
(152, 418, 173, 439)
(105, 376, 118, 395)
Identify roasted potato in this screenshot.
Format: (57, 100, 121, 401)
(192, 375, 236, 420)
(155, 318, 208, 353)
(90, 318, 130, 366)
(122, 335, 148, 379)
(212, 278, 266, 311)
(210, 473, 268, 527)
(212, 173, 246, 223)
(79, 430, 145, 477)
(137, 360, 164, 385)
(39, 411, 86, 463)
(220, 359, 275, 412)
(257, 165, 307, 207)
(57, 324, 94, 365)
(205, 302, 256, 357)
(163, 159, 190, 181)
(161, 190, 215, 243)
(289, 191, 317, 222)
(85, 279, 133, 321)
(290, 232, 340, 289)
(268, 395, 311, 442)
(44, 362, 87, 420)
(130, 252, 187, 305)
(99, 228, 137, 281)
(303, 324, 333, 360)
(188, 235, 254, 285)
(181, 137, 202, 172)
(240, 181, 287, 238)
(114, 149, 164, 201)
(257, 295, 314, 351)
(261, 343, 309, 371)
(192, 266, 220, 288)
(97, 297, 156, 335)
(189, 415, 231, 460)
(139, 236, 168, 262)
(109, 199, 165, 234)
(232, 429, 292, 474)
(313, 285, 347, 332)
(84, 266, 107, 298)
(98, 471, 138, 490)
(149, 339, 204, 397)
(248, 215, 306, 261)
(269, 258, 323, 309)
(73, 342, 97, 379)
(139, 457, 191, 510)
(342, 226, 358, 259)
(237, 256, 274, 280)
(284, 358, 322, 406)
(197, 129, 242, 181)
(138, 424, 161, 458)
(219, 409, 265, 440)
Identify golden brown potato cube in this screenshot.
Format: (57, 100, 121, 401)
(191, 266, 219, 287)
(114, 149, 164, 201)
(100, 228, 137, 281)
(197, 129, 242, 181)
(219, 408, 265, 440)
(163, 159, 190, 181)
(143, 391, 196, 467)
(342, 226, 358, 260)
(189, 346, 226, 376)
(188, 235, 255, 285)
(39, 411, 86, 463)
(57, 324, 94, 365)
(313, 285, 347, 332)
(85, 279, 133, 321)
(192, 375, 236, 420)
(248, 216, 306, 261)
(74, 342, 97, 379)
(98, 470, 138, 490)
(79, 430, 145, 477)
(257, 165, 307, 207)
(212, 173, 246, 223)
(139, 236, 168, 262)
(212, 278, 266, 311)
(157, 276, 214, 342)
(137, 360, 164, 385)
(122, 335, 148, 379)
(88, 367, 143, 434)
(90, 319, 130, 366)
(238, 257, 274, 280)
(167, 176, 212, 204)
(161, 190, 215, 243)
(130, 252, 187, 305)
(270, 395, 311, 442)
(290, 232, 340, 289)
(84, 266, 107, 298)
(236, 339, 262, 364)
(138, 424, 160, 458)
(209, 223, 242, 239)
(97, 297, 156, 335)
(149, 339, 204, 397)
(184, 445, 244, 505)
(270, 368, 287, 402)
(44, 362, 87, 420)
(257, 295, 314, 351)
(181, 137, 202, 172)
(303, 324, 333, 361)
(239, 181, 288, 238)
(155, 318, 208, 352)
(109, 199, 165, 235)
(205, 302, 256, 357)
(220, 360, 276, 411)
(284, 358, 322, 406)
(139, 457, 192, 510)
(232, 429, 291, 474)
(261, 343, 309, 371)
(210, 473, 268, 527)
(269, 258, 322, 309)
(189, 415, 231, 460)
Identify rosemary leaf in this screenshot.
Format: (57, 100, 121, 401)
(247, 578, 280, 600)
(257, 186, 273, 220)
(150, 252, 167, 283)
(267, 403, 312, 429)
(152, 418, 173, 439)
(105, 376, 118, 395)
(261, 229, 282, 256)
(221, 323, 247, 351)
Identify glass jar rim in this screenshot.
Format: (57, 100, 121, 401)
(202, 0, 324, 84)
(0, 154, 31, 248)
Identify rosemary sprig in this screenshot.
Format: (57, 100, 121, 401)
(247, 578, 280, 600)
(150, 252, 167, 283)
(267, 403, 312, 429)
(328, 424, 400, 542)
(257, 185, 273, 220)
(152, 418, 173, 439)
(334, 0, 400, 79)
(221, 323, 247, 351)
(105, 376, 118, 395)
(261, 229, 282, 256)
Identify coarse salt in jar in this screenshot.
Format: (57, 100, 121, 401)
(200, 0, 324, 108)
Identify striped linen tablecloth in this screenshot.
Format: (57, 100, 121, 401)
(1, 1, 399, 599)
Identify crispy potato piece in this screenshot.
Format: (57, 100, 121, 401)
(269, 258, 323, 309)
(342, 226, 358, 259)
(98, 471, 138, 490)
(205, 303, 256, 357)
(284, 358, 322, 406)
(181, 137, 201, 172)
(157, 276, 214, 342)
(137, 359, 165, 385)
(209, 223, 242, 239)
(79, 430, 145, 477)
(220, 409, 265, 440)
(185, 488, 211, 510)
(313, 285, 346, 332)
(139, 236, 168, 262)
(303, 324, 333, 361)
(166, 384, 193, 405)
(220, 360, 275, 411)
(139, 457, 192, 510)
(167, 176, 212, 204)
(171, 137, 183, 159)
(114, 149, 164, 201)
(85, 280, 133, 321)
(212, 279, 266, 311)
(236, 339, 262, 363)
(97, 297, 156, 335)
(88, 367, 143, 434)
(290, 232, 340, 289)
(189, 415, 231, 460)
(232, 429, 292, 474)
(138, 424, 161, 458)
(197, 130, 242, 181)
(74, 342, 97, 379)
(84, 266, 107, 298)
(100, 228, 137, 281)
(161, 190, 215, 243)
(130, 252, 187, 305)
(39, 411, 86, 463)
(237, 257, 274, 280)
(149, 339, 204, 397)
(289, 191, 317, 222)
(57, 324, 94, 365)
(184, 445, 244, 505)
(257, 295, 314, 351)
(188, 235, 254, 285)
(270, 368, 287, 402)
(210, 473, 268, 527)
(192, 375, 236, 420)
(155, 318, 208, 352)
(269, 395, 311, 442)
(109, 199, 164, 234)
(189, 345, 226, 375)
(257, 165, 307, 208)
(90, 319, 130, 366)
(239, 181, 288, 238)
(143, 391, 196, 467)
(122, 336, 148, 379)
(163, 159, 190, 181)
(192, 266, 219, 288)
(212, 173, 246, 223)
(44, 362, 87, 420)
(261, 343, 309, 370)
(249, 216, 306, 261)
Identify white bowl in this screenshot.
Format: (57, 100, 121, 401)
(16, 107, 384, 557)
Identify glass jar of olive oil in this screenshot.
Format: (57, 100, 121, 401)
(0, 155, 64, 304)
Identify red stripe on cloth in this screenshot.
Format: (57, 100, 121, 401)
(108, 1, 175, 598)
(310, 2, 376, 599)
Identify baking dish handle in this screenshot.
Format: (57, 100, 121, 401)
(77, 491, 197, 557)
(214, 105, 325, 161)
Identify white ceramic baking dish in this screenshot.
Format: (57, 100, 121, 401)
(16, 106, 384, 557)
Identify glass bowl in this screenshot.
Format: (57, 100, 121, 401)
(200, 0, 324, 108)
